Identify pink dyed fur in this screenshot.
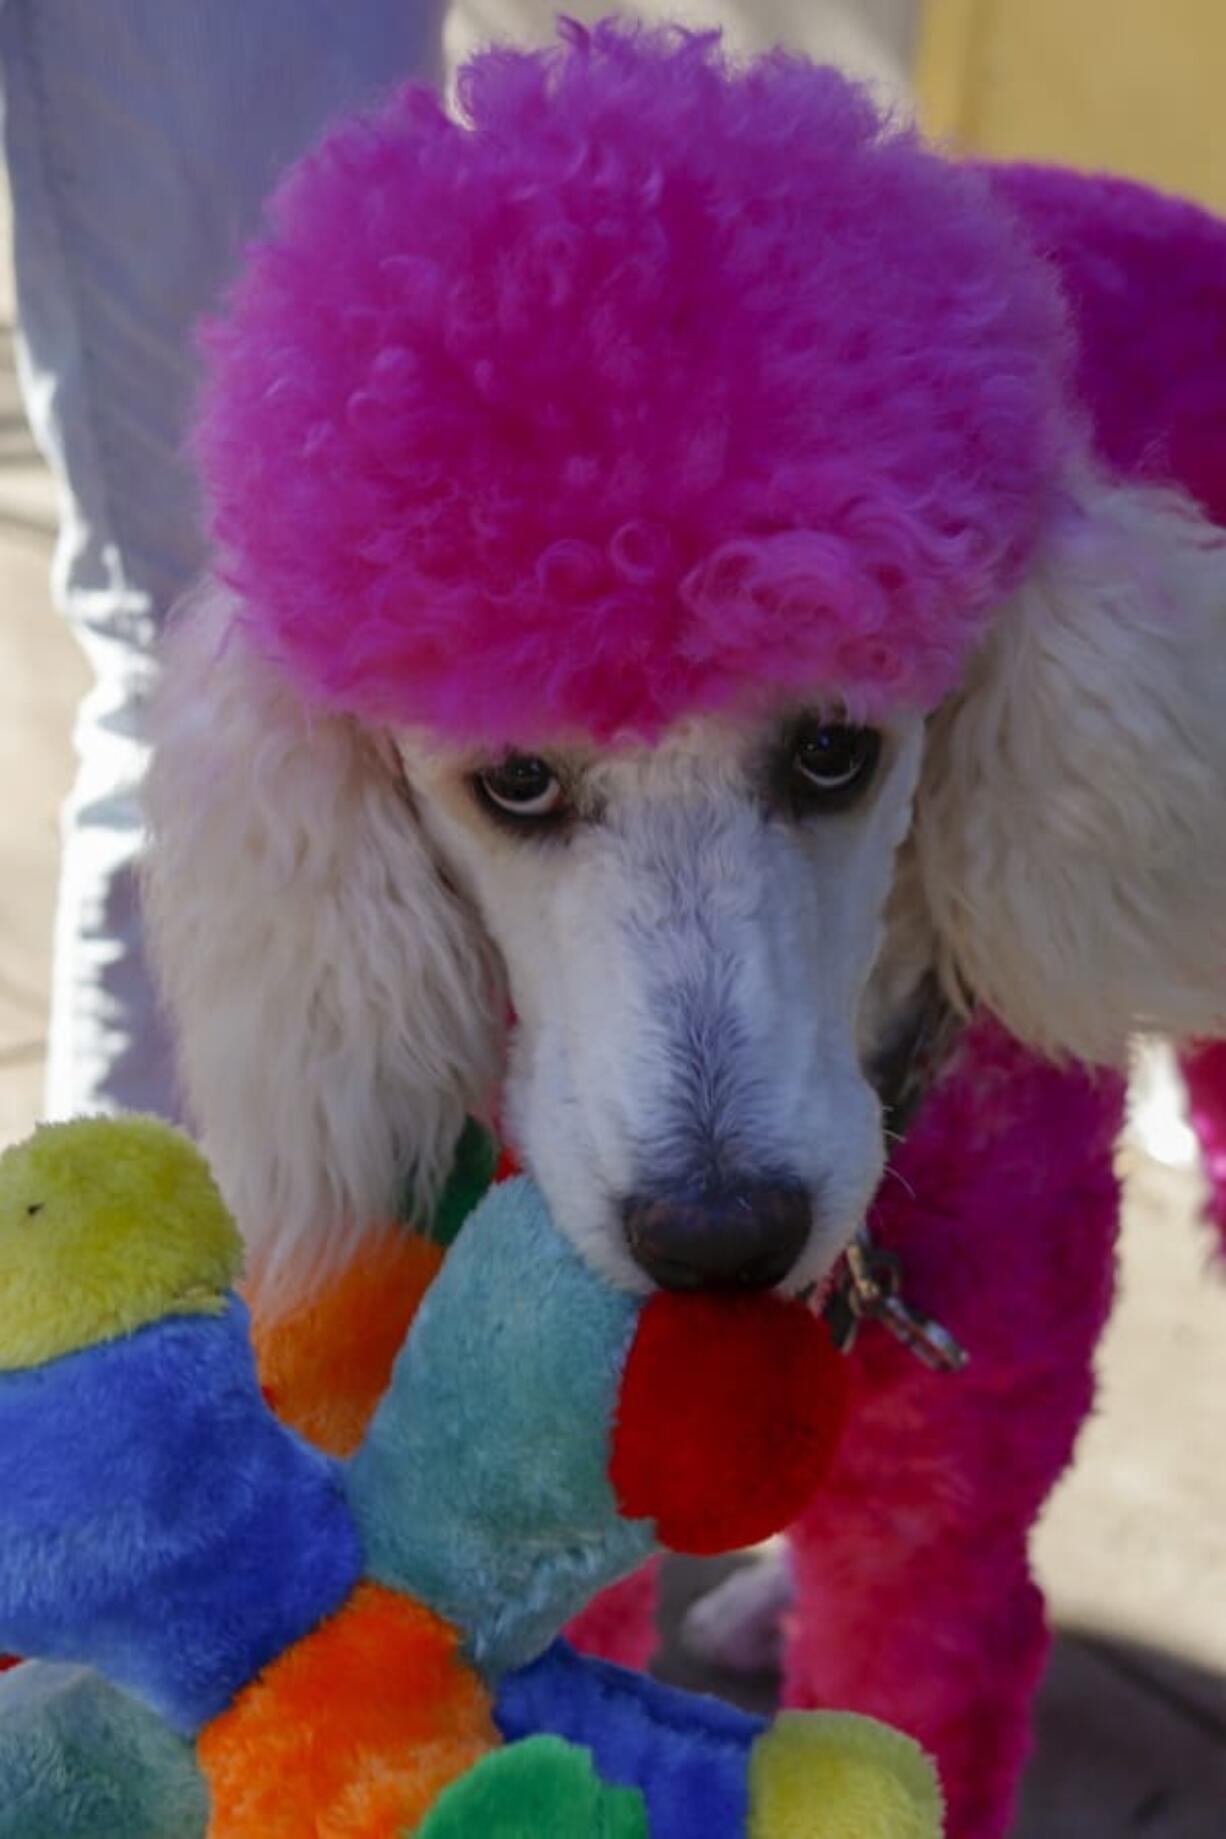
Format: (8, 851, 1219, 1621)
(785, 1027, 1122, 1839)
(565, 1559, 661, 1673)
(780, 168, 1226, 1837)
(1176, 1044, 1226, 1256)
(194, 30, 1226, 1835)
(991, 164, 1226, 528)
(197, 22, 1071, 743)
(782, 169, 1226, 1835)
(552, 162, 1226, 1837)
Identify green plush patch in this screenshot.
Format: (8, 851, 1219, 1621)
(416, 1737, 647, 1839)
(419, 1119, 500, 1248)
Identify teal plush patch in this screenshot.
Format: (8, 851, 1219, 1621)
(0, 1663, 207, 1839)
(417, 1735, 647, 1839)
(348, 1178, 654, 1676)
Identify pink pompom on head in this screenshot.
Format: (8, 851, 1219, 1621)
(197, 19, 1074, 745)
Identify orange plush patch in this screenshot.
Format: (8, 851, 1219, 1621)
(198, 1583, 498, 1838)
(251, 1232, 444, 1455)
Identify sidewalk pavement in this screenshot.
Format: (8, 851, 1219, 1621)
(0, 311, 1223, 1833)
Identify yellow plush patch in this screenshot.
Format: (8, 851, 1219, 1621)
(748, 1711, 944, 1839)
(0, 1115, 243, 1370)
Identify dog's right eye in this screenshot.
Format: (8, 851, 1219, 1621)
(473, 755, 567, 825)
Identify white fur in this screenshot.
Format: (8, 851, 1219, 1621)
(144, 472, 1226, 1307)
(403, 718, 923, 1293)
(142, 586, 505, 1307)
(917, 474, 1226, 1064)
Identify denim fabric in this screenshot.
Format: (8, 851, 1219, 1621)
(0, 0, 445, 1117)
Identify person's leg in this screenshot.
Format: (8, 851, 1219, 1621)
(0, 0, 447, 1118)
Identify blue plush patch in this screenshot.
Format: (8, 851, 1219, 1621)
(0, 1300, 362, 1734)
(496, 1642, 765, 1839)
(348, 1178, 654, 1676)
(0, 1649, 764, 1839)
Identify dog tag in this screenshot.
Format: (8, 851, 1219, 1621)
(826, 1233, 968, 1373)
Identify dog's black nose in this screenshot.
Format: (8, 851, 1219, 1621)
(621, 1183, 811, 1292)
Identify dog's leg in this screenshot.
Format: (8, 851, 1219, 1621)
(680, 1543, 792, 1674)
(565, 1561, 661, 1671)
(1177, 1040, 1226, 1257)
(782, 1025, 1124, 1839)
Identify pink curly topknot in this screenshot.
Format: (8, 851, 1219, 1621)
(198, 20, 1074, 742)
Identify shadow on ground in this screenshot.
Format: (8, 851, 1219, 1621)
(654, 1556, 1226, 1837)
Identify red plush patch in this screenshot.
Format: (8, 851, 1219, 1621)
(0, 1656, 20, 1673)
(609, 1293, 848, 1555)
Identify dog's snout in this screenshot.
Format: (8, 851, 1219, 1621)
(621, 1182, 811, 1292)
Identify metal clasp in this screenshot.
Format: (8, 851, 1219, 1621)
(826, 1231, 969, 1373)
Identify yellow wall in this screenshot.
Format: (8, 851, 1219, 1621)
(917, 0, 1226, 214)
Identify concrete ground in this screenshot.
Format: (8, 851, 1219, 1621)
(0, 275, 1223, 1839)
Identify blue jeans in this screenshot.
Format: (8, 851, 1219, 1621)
(0, 0, 446, 1118)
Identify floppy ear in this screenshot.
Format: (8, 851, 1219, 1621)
(915, 473, 1226, 1065)
(143, 583, 505, 1307)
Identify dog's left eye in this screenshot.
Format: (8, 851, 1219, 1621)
(474, 754, 566, 822)
(788, 720, 882, 812)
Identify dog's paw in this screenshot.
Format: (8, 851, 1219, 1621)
(680, 1546, 791, 1674)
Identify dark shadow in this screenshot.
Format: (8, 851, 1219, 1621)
(653, 1557, 1226, 1836)
(1016, 1628, 1226, 1838)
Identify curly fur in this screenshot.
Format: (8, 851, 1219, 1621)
(196, 21, 1072, 742)
(144, 28, 1226, 1836)
(149, 28, 1226, 1310)
(992, 164, 1226, 526)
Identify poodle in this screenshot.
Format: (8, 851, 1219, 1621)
(143, 24, 1226, 1839)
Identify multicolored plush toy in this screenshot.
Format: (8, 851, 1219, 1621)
(0, 1117, 943, 1838)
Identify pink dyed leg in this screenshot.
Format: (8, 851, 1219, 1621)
(1179, 1041, 1226, 1257)
(565, 1558, 661, 1669)
(784, 1025, 1124, 1839)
